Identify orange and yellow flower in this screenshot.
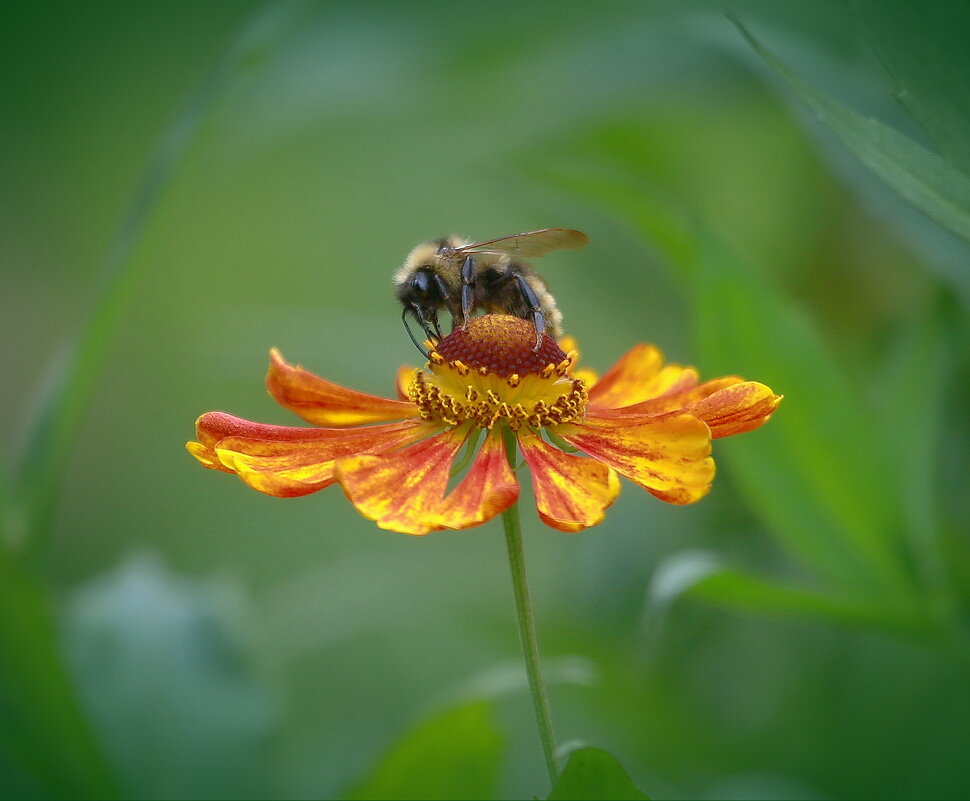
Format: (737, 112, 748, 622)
(187, 315, 781, 534)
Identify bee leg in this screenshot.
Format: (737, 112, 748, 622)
(402, 307, 431, 358)
(512, 273, 546, 350)
(431, 273, 460, 332)
(420, 307, 441, 342)
(460, 255, 475, 328)
(429, 310, 444, 340)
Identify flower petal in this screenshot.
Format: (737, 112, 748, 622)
(595, 377, 742, 419)
(395, 366, 417, 401)
(557, 335, 580, 357)
(557, 336, 598, 386)
(334, 428, 469, 535)
(187, 411, 429, 497)
(266, 348, 418, 426)
(682, 381, 782, 439)
(186, 440, 231, 472)
(558, 412, 714, 505)
(587, 344, 698, 409)
(188, 411, 342, 474)
(430, 428, 519, 531)
(517, 428, 621, 532)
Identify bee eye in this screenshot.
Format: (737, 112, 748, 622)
(411, 270, 434, 298)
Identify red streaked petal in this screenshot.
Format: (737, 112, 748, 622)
(334, 428, 469, 535)
(594, 376, 743, 419)
(188, 411, 430, 497)
(683, 381, 782, 439)
(587, 344, 698, 409)
(266, 348, 418, 426)
(517, 428, 621, 532)
(193, 410, 316, 448)
(430, 428, 519, 531)
(558, 412, 714, 505)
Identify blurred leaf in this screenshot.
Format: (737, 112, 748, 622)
(0, 474, 23, 555)
(64, 552, 275, 799)
(0, 551, 116, 799)
(733, 15, 970, 246)
(345, 702, 502, 801)
(537, 156, 914, 603)
(649, 550, 892, 630)
(16, 0, 308, 556)
(547, 747, 649, 801)
(688, 226, 914, 600)
(525, 160, 696, 277)
(854, 0, 970, 175)
(436, 656, 597, 708)
(876, 293, 960, 618)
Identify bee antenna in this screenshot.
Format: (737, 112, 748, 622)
(402, 307, 431, 359)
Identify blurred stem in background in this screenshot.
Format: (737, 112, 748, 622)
(0, 4, 305, 797)
(10, 1, 309, 569)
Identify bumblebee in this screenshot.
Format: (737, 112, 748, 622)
(394, 227, 588, 353)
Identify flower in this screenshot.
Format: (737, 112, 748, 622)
(187, 314, 781, 534)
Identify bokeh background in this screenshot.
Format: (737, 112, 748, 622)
(2, 1, 968, 799)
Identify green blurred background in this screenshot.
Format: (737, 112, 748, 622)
(2, 1, 969, 799)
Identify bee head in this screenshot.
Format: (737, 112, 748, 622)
(394, 238, 465, 356)
(396, 267, 446, 356)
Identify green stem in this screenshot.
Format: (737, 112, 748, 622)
(501, 500, 559, 786)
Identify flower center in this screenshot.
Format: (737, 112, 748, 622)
(409, 315, 588, 431)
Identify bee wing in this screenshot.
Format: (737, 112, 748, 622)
(454, 228, 589, 259)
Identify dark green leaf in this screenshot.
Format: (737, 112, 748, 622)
(733, 15, 970, 246)
(547, 747, 650, 801)
(0, 551, 117, 799)
(855, 0, 970, 174)
(345, 701, 503, 801)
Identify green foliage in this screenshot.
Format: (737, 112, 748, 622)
(649, 550, 893, 630)
(523, 10, 970, 663)
(0, 551, 116, 799)
(531, 156, 941, 635)
(733, 14, 970, 249)
(547, 748, 649, 801)
(688, 228, 912, 598)
(855, 0, 970, 175)
(2, 2, 969, 799)
(13, 1, 309, 557)
(875, 294, 961, 611)
(345, 702, 503, 801)
(64, 553, 275, 799)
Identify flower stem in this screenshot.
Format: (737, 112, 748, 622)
(501, 500, 559, 786)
